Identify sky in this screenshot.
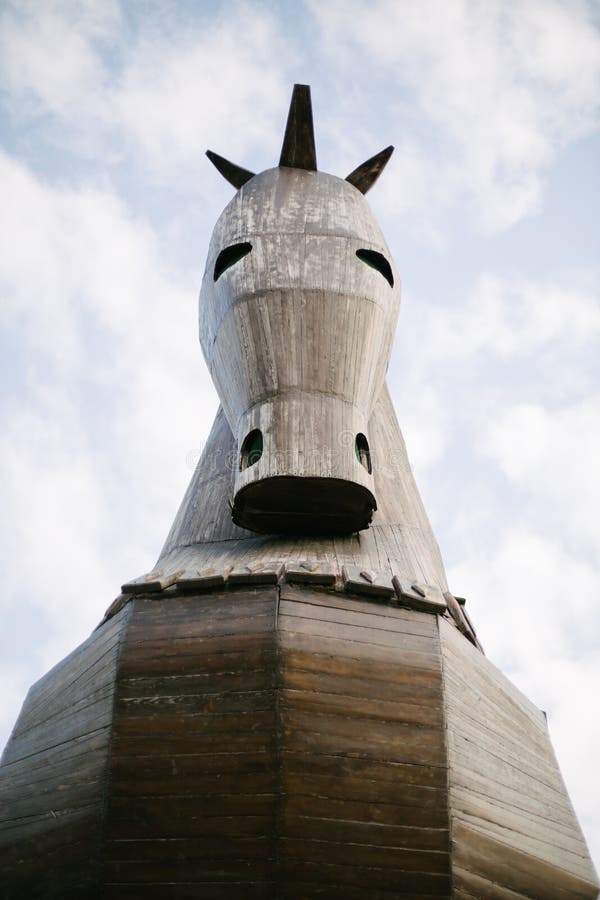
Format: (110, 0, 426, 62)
(1, 0, 599, 871)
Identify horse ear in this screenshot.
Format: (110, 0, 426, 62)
(346, 146, 394, 194)
(279, 84, 317, 171)
(206, 150, 255, 189)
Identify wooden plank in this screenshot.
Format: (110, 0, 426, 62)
(0, 750, 106, 795)
(452, 866, 529, 899)
(455, 809, 594, 878)
(110, 750, 273, 777)
(443, 665, 548, 742)
(280, 647, 441, 689)
(113, 712, 275, 740)
(284, 884, 445, 900)
(452, 820, 599, 899)
(281, 750, 447, 790)
(117, 688, 275, 718)
(102, 884, 275, 900)
(0, 813, 100, 864)
(104, 857, 275, 881)
(281, 770, 446, 811)
(119, 640, 275, 676)
(106, 835, 274, 861)
(280, 583, 436, 628)
(282, 793, 447, 830)
(447, 717, 569, 792)
(14, 649, 121, 735)
(281, 660, 441, 707)
(0, 726, 109, 774)
(0, 802, 101, 846)
(443, 671, 551, 753)
(280, 836, 449, 873)
(0, 766, 105, 818)
(106, 811, 273, 841)
(278, 630, 440, 670)
(119, 668, 275, 700)
(452, 784, 591, 850)
(110, 730, 275, 758)
(450, 744, 579, 810)
(280, 858, 450, 894)
(110, 770, 275, 798)
(126, 612, 275, 642)
(281, 709, 446, 766)
(12, 618, 124, 726)
(128, 592, 275, 625)
(440, 618, 544, 726)
(278, 614, 439, 653)
(281, 813, 449, 858)
(11, 682, 115, 741)
(279, 597, 436, 637)
(280, 687, 443, 728)
(450, 761, 579, 825)
(1, 701, 114, 763)
(119, 632, 276, 673)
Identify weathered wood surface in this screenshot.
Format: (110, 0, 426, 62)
(1, 585, 598, 897)
(103, 589, 279, 896)
(440, 616, 599, 898)
(198, 167, 401, 531)
(100, 585, 451, 896)
(276, 585, 451, 898)
(0, 606, 129, 898)
(159, 383, 449, 594)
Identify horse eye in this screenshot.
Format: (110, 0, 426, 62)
(356, 248, 394, 287)
(214, 242, 252, 281)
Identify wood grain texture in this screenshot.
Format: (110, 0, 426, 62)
(440, 616, 599, 897)
(276, 585, 451, 897)
(158, 383, 449, 594)
(198, 168, 400, 530)
(102, 588, 279, 895)
(0, 605, 129, 899)
(99, 586, 452, 895)
(2, 583, 598, 897)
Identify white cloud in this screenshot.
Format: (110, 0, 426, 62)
(310, 0, 600, 229)
(113, 12, 292, 177)
(0, 0, 294, 181)
(0, 0, 120, 117)
(391, 271, 600, 473)
(480, 399, 600, 555)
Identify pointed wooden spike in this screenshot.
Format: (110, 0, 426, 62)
(279, 84, 317, 171)
(346, 145, 394, 194)
(206, 150, 255, 189)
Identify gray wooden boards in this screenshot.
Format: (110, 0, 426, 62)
(1, 585, 598, 897)
(158, 384, 449, 596)
(0, 606, 130, 899)
(440, 616, 599, 898)
(198, 165, 401, 534)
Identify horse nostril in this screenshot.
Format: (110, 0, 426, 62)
(355, 433, 372, 473)
(240, 429, 263, 470)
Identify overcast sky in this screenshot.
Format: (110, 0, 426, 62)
(1, 0, 599, 871)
